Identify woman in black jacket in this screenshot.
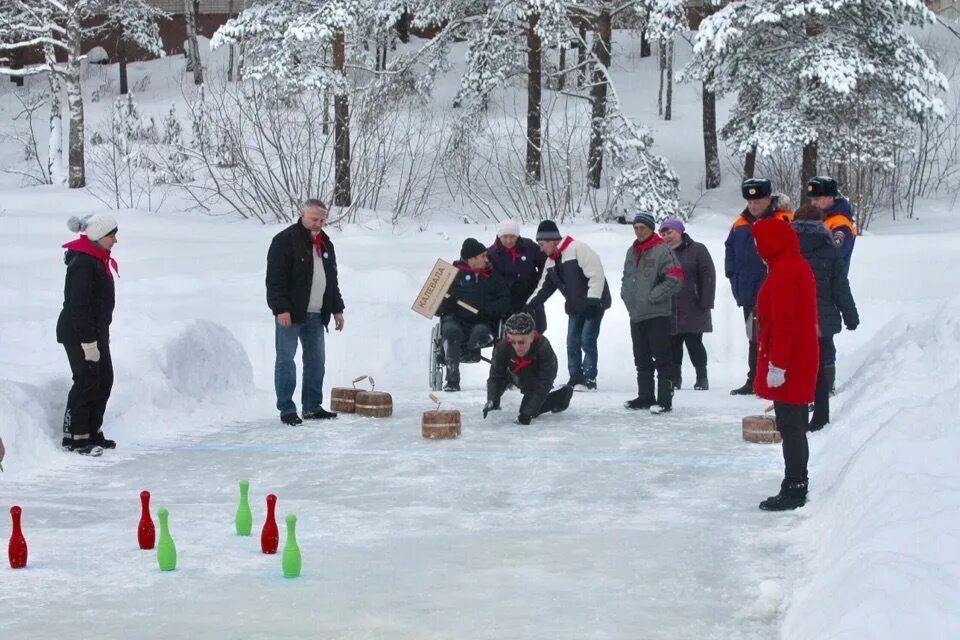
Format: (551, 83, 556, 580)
(57, 214, 119, 455)
(792, 205, 860, 431)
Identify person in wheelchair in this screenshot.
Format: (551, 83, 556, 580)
(437, 238, 511, 392)
(483, 312, 574, 425)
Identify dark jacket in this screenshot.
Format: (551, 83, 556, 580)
(752, 219, 819, 404)
(671, 234, 716, 334)
(724, 201, 793, 308)
(488, 236, 547, 330)
(487, 334, 558, 416)
(266, 222, 345, 326)
(823, 197, 856, 275)
(793, 221, 859, 336)
(528, 237, 612, 316)
(56, 241, 116, 345)
(437, 262, 511, 325)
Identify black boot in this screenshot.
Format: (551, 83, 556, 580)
(733, 340, 757, 395)
(673, 365, 682, 391)
(759, 480, 808, 511)
(809, 365, 835, 432)
(693, 366, 709, 391)
(303, 407, 338, 420)
(627, 372, 656, 410)
(651, 376, 674, 414)
(625, 396, 655, 410)
(444, 365, 460, 392)
(280, 412, 303, 426)
(541, 385, 574, 415)
(730, 379, 754, 396)
(91, 431, 117, 449)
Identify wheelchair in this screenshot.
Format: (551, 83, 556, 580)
(428, 318, 506, 391)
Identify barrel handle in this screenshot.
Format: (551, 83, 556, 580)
(352, 375, 374, 389)
(428, 393, 441, 411)
(764, 404, 775, 414)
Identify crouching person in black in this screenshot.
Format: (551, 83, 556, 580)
(438, 238, 511, 392)
(483, 313, 573, 425)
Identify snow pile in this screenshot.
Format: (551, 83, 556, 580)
(162, 320, 254, 400)
(783, 302, 960, 638)
(0, 380, 62, 476)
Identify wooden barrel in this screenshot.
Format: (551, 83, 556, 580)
(742, 415, 782, 444)
(330, 388, 360, 414)
(422, 410, 462, 439)
(355, 391, 393, 418)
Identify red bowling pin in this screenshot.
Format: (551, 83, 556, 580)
(9, 505, 27, 569)
(260, 494, 279, 555)
(138, 491, 156, 550)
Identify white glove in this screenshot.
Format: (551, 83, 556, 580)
(767, 365, 786, 388)
(81, 342, 100, 363)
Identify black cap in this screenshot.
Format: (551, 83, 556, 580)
(535, 220, 562, 241)
(504, 312, 536, 335)
(807, 176, 838, 198)
(742, 178, 772, 200)
(460, 237, 486, 261)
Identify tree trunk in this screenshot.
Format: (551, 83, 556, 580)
(227, 0, 235, 81)
(526, 12, 542, 183)
(333, 29, 351, 207)
(702, 82, 720, 189)
(657, 38, 665, 116)
(801, 141, 818, 203)
(558, 44, 566, 91)
(117, 28, 128, 95)
(665, 39, 674, 121)
(44, 37, 64, 185)
(66, 10, 85, 188)
(640, 28, 651, 58)
(744, 145, 757, 179)
(577, 23, 587, 89)
(587, 11, 611, 190)
(396, 9, 410, 43)
(185, 0, 203, 85)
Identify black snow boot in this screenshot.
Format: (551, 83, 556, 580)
(303, 407, 338, 420)
(625, 396, 655, 410)
(730, 379, 754, 396)
(808, 365, 835, 432)
(759, 480, 808, 511)
(280, 413, 303, 426)
(693, 367, 709, 391)
(91, 431, 117, 449)
(650, 376, 674, 414)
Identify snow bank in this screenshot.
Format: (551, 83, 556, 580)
(0, 320, 255, 479)
(782, 303, 960, 638)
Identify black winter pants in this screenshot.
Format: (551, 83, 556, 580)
(441, 317, 494, 385)
(630, 317, 673, 401)
(62, 341, 114, 448)
(744, 305, 758, 383)
(671, 333, 708, 369)
(774, 402, 809, 484)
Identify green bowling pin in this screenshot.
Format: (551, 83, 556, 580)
(235, 480, 253, 536)
(281, 514, 301, 578)
(156, 508, 177, 571)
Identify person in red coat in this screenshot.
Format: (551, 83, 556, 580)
(751, 218, 819, 511)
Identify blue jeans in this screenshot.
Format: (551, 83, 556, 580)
(567, 311, 604, 380)
(275, 313, 326, 416)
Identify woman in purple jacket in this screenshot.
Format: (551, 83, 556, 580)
(659, 218, 716, 391)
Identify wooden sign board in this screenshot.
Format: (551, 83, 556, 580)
(412, 259, 459, 319)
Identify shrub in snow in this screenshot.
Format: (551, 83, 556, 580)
(86, 46, 109, 65)
(162, 321, 254, 401)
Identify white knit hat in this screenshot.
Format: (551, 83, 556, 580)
(68, 214, 118, 241)
(496, 219, 520, 238)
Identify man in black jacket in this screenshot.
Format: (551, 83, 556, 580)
(437, 238, 511, 392)
(484, 313, 573, 425)
(266, 199, 346, 425)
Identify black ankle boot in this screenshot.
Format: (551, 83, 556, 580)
(730, 379, 754, 396)
(759, 481, 808, 511)
(694, 367, 709, 391)
(652, 377, 674, 413)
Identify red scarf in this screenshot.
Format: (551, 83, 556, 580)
(62, 236, 118, 279)
(311, 232, 328, 257)
(632, 233, 664, 265)
(457, 263, 491, 279)
(550, 236, 574, 262)
(510, 332, 540, 373)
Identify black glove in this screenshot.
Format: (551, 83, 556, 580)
(845, 314, 859, 331)
(582, 298, 603, 319)
(516, 413, 531, 426)
(482, 400, 500, 419)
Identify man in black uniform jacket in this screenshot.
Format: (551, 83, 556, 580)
(483, 313, 574, 425)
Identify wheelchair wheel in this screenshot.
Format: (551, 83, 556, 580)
(429, 323, 444, 391)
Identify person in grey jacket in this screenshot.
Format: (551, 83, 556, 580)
(659, 218, 716, 391)
(621, 213, 684, 413)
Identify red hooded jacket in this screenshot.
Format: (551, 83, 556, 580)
(751, 218, 819, 404)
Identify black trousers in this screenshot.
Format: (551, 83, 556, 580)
(630, 317, 673, 401)
(774, 402, 809, 484)
(441, 317, 494, 385)
(671, 333, 707, 369)
(744, 305, 758, 383)
(62, 341, 114, 447)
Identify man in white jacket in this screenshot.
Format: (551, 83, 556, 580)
(526, 220, 611, 391)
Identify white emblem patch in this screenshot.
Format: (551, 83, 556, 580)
(832, 230, 845, 247)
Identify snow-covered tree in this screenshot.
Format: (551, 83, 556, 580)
(684, 0, 949, 194)
(106, 0, 168, 94)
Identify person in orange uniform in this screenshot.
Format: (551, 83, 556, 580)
(807, 176, 856, 275)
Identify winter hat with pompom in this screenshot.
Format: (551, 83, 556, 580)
(68, 214, 118, 241)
